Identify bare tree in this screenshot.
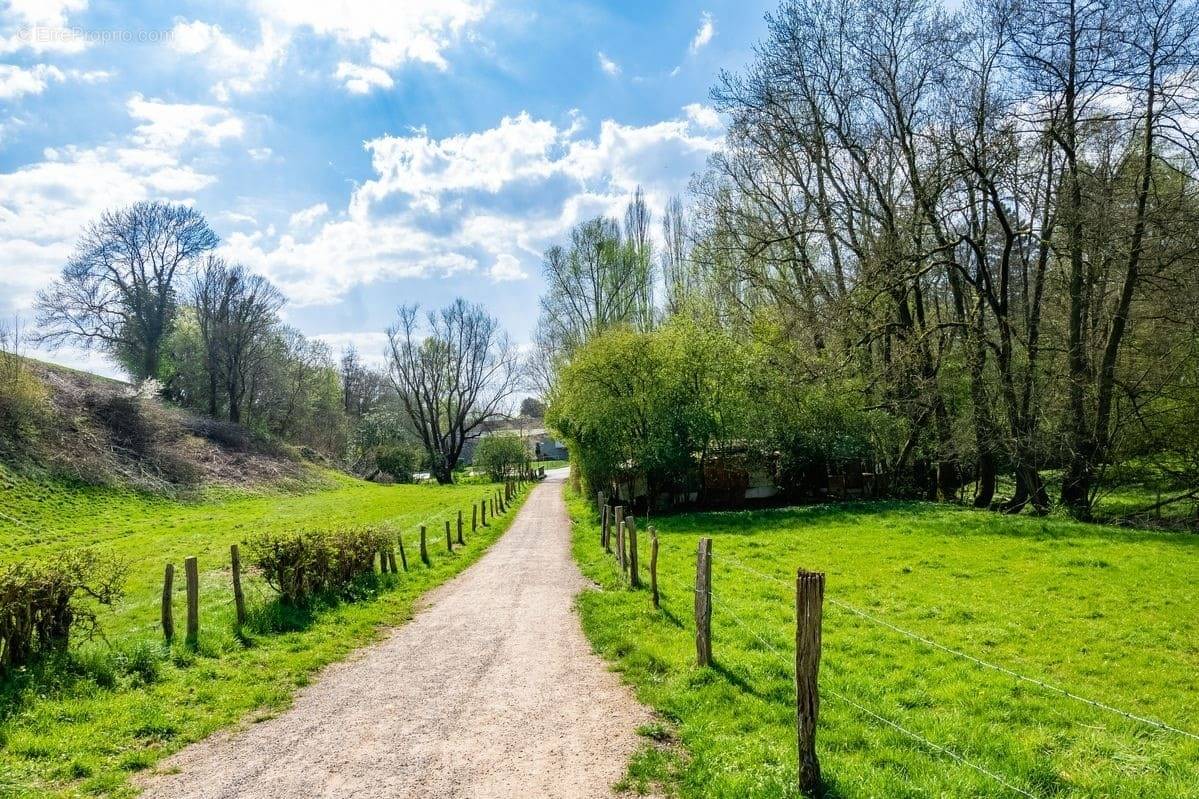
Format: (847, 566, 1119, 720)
(340, 345, 387, 418)
(35, 201, 218, 380)
(387, 299, 520, 484)
(661, 195, 692, 314)
(537, 189, 659, 365)
(191, 258, 284, 423)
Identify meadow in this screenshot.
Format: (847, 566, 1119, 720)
(568, 493, 1199, 798)
(0, 465, 525, 798)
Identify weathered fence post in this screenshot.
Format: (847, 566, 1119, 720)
(601, 505, 610, 550)
(694, 539, 712, 667)
(398, 534, 408, 571)
(482, 499, 489, 527)
(161, 563, 174, 641)
(796, 569, 826, 796)
(184, 556, 200, 646)
(472, 503, 478, 533)
(387, 547, 398, 574)
(614, 505, 624, 568)
(458, 510, 465, 545)
(230, 544, 246, 627)
(626, 516, 640, 588)
(650, 527, 659, 609)
(446, 519, 454, 553)
(420, 525, 430, 566)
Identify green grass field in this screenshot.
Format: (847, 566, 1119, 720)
(568, 492, 1199, 798)
(0, 465, 526, 798)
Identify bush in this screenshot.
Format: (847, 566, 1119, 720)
(245, 527, 390, 605)
(375, 443, 422, 483)
(0, 352, 48, 454)
(0, 550, 127, 673)
(473, 434, 529, 481)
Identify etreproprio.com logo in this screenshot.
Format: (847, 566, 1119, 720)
(16, 26, 174, 45)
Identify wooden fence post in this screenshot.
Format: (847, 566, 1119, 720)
(482, 499, 488, 527)
(446, 519, 454, 553)
(161, 563, 174, 641)
(614, 505, 624, 568)
(626, 516, 640, 588)
(796, 570, 826, 795)
(420, 525, 430, 566)
(387, 547, 398, 574)
(601, 505, 610, 550)
(398, 534, 408, 571)
(458, 510, 465, 545)
(472, 503, 478, 533)
(230, 545, 246, 627)
(694, 539, 712, 667)
(184, 556, 199, 646)
(650, 528, 659, 609)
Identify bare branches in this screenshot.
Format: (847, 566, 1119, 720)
(34, 201, 218, 381)
(386, 299, 520, 483)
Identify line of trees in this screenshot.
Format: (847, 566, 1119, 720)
(34, 200, 524, 483)
(541, 0, 1199, 521)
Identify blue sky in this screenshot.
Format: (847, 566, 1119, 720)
(0, 0, 773, 375)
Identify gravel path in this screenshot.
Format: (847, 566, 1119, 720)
(140, 471, 652, 799)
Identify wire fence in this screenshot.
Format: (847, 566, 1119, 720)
(596, 499, 1196, 798)
(708, 550, 1199, 743)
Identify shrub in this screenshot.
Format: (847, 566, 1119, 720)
(473, 434, 529, 481)
(375, 443, 422, 483)
(245, 527, 390, 605)
(0, 352, 48, 454)
(0, 550, 127, 673)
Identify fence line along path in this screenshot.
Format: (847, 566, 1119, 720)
(140, 469, 652, 799)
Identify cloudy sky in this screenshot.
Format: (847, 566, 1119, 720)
(0, 0, 771, 376)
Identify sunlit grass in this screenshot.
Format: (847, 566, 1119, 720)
(0, 466, 527, 798)
(568, 492, 1199, 798)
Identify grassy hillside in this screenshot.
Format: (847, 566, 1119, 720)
(0, 355, 310, 495)
(0, 469, 527, 798)
(568, 494, 1199, 798)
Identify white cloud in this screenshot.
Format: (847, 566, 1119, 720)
(248, 146, 274, 161)
(597, 51, 620, 77)
(689, 11, 715, 54)
(0, 0, 89, 54)
(335, 61, 394, 94)
(0, 64, 64, 99)
(127, 95, 245, 149)
(252, 0, 489, 89)
(489, 253, 527, 281)
(169, 20, 287, 101)
(165, 2, 490, 98)
(683, 102, 721, 129)
(0, 64, 108, 99)
(231, 109, 722, 304)
(289, 202, 329, 229)
(0, 94, 246, 312)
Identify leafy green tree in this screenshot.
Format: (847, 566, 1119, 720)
(473, 434, 529, 481)
(375, 442, 422, 483)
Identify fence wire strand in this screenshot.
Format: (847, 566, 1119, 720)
(708, 551, 1199, 743)
(702, 582, 1042, 798)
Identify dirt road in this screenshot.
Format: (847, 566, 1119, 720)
(140, 471, 651, 799)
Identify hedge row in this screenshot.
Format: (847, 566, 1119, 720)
(245, 527, 391, 605)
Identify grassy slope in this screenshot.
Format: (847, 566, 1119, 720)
(568, 491, 1199, 798)
(0, 466, 527, 798)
